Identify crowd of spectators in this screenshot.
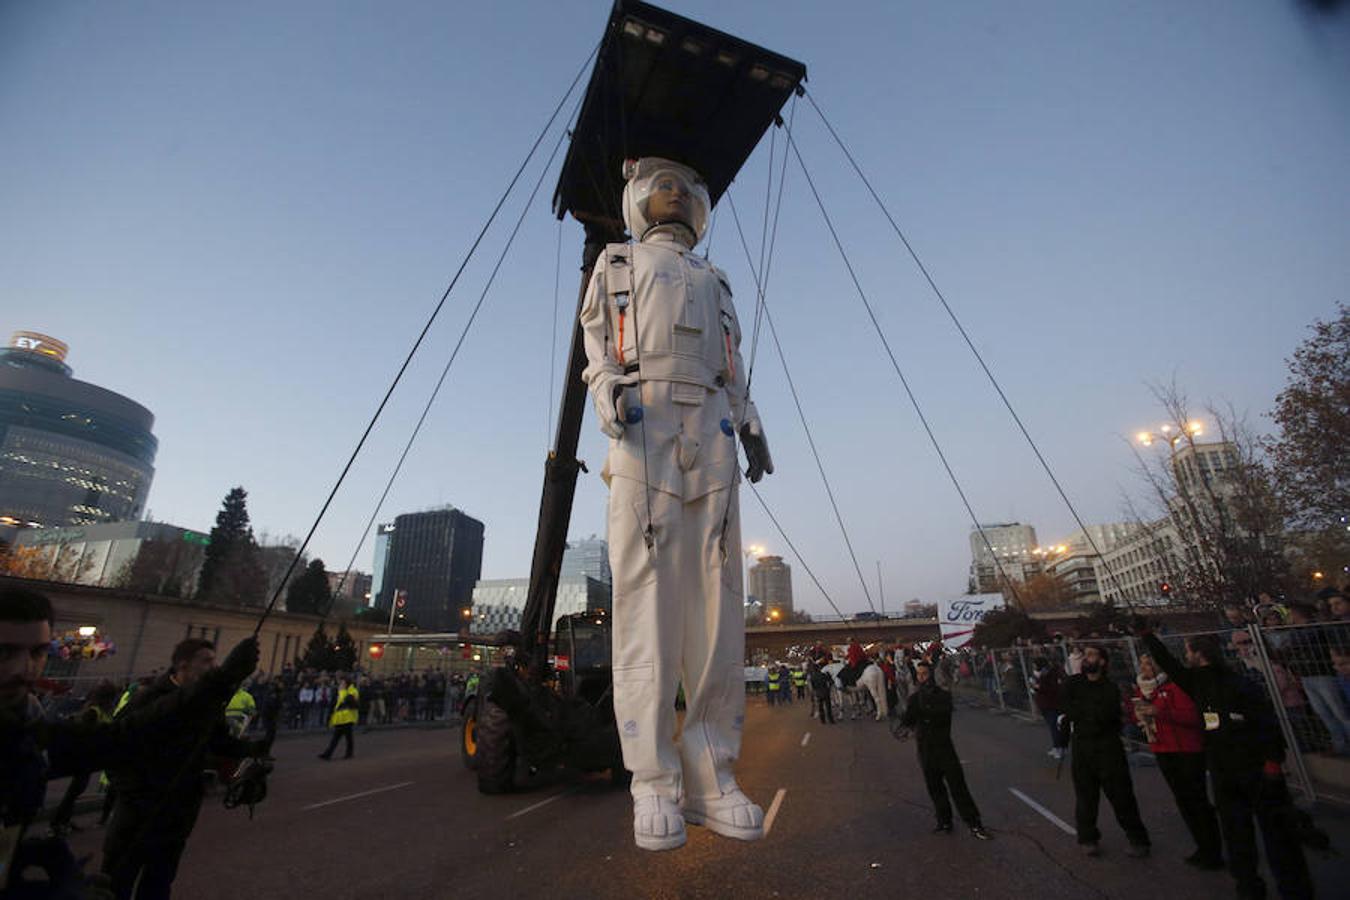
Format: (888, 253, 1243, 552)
(36, 665, 476, 734)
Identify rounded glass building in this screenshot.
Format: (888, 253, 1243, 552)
(0, 331, 157, 529)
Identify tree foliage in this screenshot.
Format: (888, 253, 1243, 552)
(285, 559, 332, 615)
(1002, 572, 1075, 611)
(1268, 304, 1349, 572)
(971, 608, 1047, 647)
(197, 487, 267, 606)
(1076, 601, 1130, 638)
(113, 539, 204, 597)
(297, 625, 335, 671)
(333, 622, 358, 671)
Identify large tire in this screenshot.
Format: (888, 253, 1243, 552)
(474, 696, 516, 794)
(460, 697, 479, 770)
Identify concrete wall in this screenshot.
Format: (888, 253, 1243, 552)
(3, 574, 391, 681)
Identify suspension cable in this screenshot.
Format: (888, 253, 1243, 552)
(748, 482, 845, 621)
(726, 189, 876, 615)
(800, 89, 1134, 613)
(326, 127, 572, 616)
(783, 125, 1026, 610)
(745, 94, 797, 389)
(254, 41, 598, 632)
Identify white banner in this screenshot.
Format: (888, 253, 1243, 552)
(938, 593, 1004, 649)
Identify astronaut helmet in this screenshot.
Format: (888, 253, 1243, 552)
(621, 157, 711, 244)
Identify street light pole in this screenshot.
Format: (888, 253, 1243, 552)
(876, 560, 885, 618)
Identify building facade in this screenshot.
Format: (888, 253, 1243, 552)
(376, 507, 484, 632)
(468, 575, 610, 635)
(370, 522, 394, 604)
(748, 554, 793, 617)
(1094, 520, 1182, 607)
(12, 520, 209, 595)
(1041, 522, 1141, 604)
(561, 535, 612, 585)
(325, 569, 373, 618)
(0, 331, 157, 531)
(968, 522, 1041, 593)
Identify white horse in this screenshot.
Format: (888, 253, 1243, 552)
(822, 661, 887, 722)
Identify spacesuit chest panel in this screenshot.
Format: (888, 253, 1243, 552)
(616, 244, 728, 389)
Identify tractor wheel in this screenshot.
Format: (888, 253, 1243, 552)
(460, 697, 479, 770)
(474, 696, 516, 794)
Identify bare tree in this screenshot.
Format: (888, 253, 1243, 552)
(1124, 380, 1288, 610)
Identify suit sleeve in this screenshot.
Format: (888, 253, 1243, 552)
(580, 261, 619, 394)
(713, 274, 755, 428)
(1142, 633, 1197, 697)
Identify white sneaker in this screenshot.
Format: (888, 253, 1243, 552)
(683, 789, 765, 841)
(633, 795, 686, 851)
(1050, 748, 1064, 760)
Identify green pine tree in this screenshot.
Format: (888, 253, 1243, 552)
(297, 625, 335, 671)
(196, 487, 268, 605)
(333, 622, 357, 672)
(285, 559, 332, 615)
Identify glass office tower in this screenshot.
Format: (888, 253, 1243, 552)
(0, 331, 157, 530)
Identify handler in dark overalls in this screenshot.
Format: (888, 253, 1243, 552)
(1060, 644, 1150, 858)
(899, 659, 992, 840)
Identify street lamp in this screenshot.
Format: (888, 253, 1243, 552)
(1136, 421, 1203, 448)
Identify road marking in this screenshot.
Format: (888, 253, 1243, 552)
(763, 787, 787, 836)
(800, 732, 811, 747)
(1008, 788, 1076, 836)
(302, 781, 414, 811)
(506, 788, 573, 820)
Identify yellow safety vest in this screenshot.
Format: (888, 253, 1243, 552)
(225, 688, 257, 737)
(330, 685, 360, 727)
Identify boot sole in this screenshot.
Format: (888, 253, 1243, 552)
(683, 808, 764, 841)
(634, 830, 687, 851)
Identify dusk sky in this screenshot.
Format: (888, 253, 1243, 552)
(3, 1, 1347, 617)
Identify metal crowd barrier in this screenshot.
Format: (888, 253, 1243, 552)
(947, 622, 1350, 805)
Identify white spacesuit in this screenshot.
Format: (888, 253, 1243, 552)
(580, 158, 773, 851)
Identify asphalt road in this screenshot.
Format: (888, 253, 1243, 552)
(65, 695, 1350, 899)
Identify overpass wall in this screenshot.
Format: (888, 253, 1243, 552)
(2, 574, 390, 680)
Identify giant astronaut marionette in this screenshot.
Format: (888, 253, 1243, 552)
(580, 158, 774, 852)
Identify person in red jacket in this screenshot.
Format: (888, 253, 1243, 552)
(846, 638, 866, 670)
(1132, 653, 1224, 870)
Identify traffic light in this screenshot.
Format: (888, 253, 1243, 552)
(1159, 581, 1173, 597)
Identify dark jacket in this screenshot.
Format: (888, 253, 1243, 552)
(1061, 674, 1124, 743)
(899, 681, 956, 753)
(1032, 666, 1063, 713)
(1142, 633, 1284, 775)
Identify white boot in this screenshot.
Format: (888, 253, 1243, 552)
(683, 788, 764, 841)
(633, 795, 686, 851)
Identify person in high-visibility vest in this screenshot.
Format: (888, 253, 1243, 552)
(49, 680, 119, 835)
(791, 667, 807, 702)
(318, 677, 359, 760)
(225, 686, 257, 739)
(766, 668, 782, 706)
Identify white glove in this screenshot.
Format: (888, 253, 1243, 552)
(593, 373, 639, 440)
(739, 417, 774, 483)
